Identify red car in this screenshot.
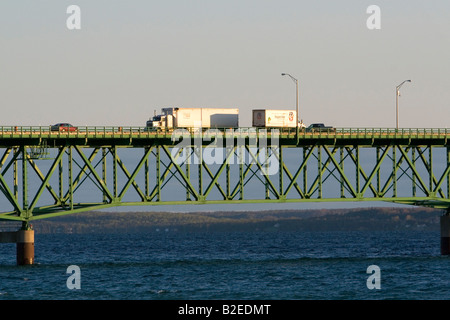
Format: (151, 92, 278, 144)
(50, 123, 78, 132)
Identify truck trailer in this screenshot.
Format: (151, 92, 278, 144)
(252, 109, 304, 128)
(146, 107, 239, 130)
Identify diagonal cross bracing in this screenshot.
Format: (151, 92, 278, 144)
(0, 130, 449, 220)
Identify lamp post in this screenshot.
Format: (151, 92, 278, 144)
(281, 73, 299, 142)
(396, 80, 411, 131)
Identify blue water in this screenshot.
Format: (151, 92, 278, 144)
(0, 231, 449, 300)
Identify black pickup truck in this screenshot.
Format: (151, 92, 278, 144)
(306, 123, 336, 133)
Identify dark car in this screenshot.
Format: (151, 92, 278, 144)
(306, 123, 335, 133)
(50, 123, 78, 132)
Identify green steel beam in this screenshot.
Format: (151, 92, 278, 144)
(63, 148, 100, 203)
(68, 146, 73, 210)
(0, 167, 21, 214)
(229, 148, 256, 200)
(398, 146, 430, 196)
(279, 146, 314, 198)
(27, 156, 61, 205)
(116, 147, 151, 201)
(102, 147, 107, 203)
(360, 146, 390, 196)
(379, 146, 405, 197)
(416, 146, 445, 197)
(322, 146, 357, 197)
(447, 147, 450, 199)
(246, 145, 280, 199)
(203, 146, 235, 198)
(156, 145, 161, 201)
(161, 145, 200, 201)
(28, 147, 66, 212)
(59, 147, 64, 201)
(74, 145, 113, 202)
(2, 129, 450, 221)
(21, 145, 28, 215)
(14, 196, 450, 221)
(113, 145, 117, 198)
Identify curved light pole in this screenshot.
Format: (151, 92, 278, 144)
(281, 73, 299, 142)
(396, 80, 411, 131)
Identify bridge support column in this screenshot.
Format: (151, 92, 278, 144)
(16, 229, 34, 265)
(0, 226, 35, 265)
(440, 214, 450, 255)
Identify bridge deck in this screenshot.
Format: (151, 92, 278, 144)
(0, 127, 450, 146)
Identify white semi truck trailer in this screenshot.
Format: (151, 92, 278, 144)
(146, 107, 239, 130)
(252, 109, 305, 128)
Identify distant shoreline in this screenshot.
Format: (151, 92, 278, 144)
(3, 206, 441, 234)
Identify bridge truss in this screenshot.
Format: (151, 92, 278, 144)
(1, 127, 450, 224)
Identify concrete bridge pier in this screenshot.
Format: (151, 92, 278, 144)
(441, 213, 450, 255)
(0, 223, 34, 265)
(16, 229, 34, 265)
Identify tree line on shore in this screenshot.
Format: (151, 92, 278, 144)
(17, 206, 443, 234)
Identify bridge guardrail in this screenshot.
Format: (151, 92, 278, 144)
(0, 126, 449, 139)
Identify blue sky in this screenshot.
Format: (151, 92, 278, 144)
(1, 1, 449, 128)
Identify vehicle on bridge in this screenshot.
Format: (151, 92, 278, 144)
(146, 107, 239, 131)
(252, 109, 305, 129)
(50, 123, 78, 132)
(306, 123, 335, 133)
(146, 108, 309, 131)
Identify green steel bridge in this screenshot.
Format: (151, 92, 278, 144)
(0, 125, 450, 224)
(4, 125, 450, 263)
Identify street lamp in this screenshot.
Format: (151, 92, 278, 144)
(396, 80, 411, 130)
(281, 73, 299, 142)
